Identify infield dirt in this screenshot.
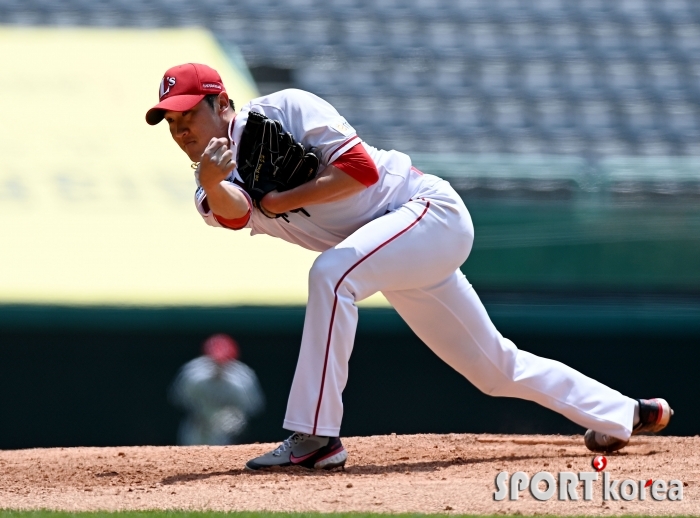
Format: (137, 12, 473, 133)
(0, 434, 697, 515)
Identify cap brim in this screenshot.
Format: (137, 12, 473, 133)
(145, 94, 206, 125)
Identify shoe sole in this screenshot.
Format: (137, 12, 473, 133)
(245, 447, 348, 471)
(584, 397, 675, 453)
(584, 429, 629, 453)
(314, 447, 348, 469)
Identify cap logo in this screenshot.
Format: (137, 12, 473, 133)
(159, 76, 176, 99)
(202, 83, 222, 90)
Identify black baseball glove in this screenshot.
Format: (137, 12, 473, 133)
(237, 111, 319, 218)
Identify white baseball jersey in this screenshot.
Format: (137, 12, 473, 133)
(195, 89, 431, 251)
(192, 88, 636, 442)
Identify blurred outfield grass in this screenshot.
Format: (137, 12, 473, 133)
(0, 27, 390, 308)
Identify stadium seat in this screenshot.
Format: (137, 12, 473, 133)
(602, 60, 647, 101)
(518, 60, 560, 100)
(559, 59, 606, 101)
(663, 101, 700, 133)
(424, 21, 467, 60)
(576, 100, 621, 144)
(476, 59, 519, 99)
(446, 98, 490, 135)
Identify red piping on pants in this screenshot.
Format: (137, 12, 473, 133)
(312, 200, 431, 434)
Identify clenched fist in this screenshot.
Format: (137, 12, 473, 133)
(197, 137, 236, 190)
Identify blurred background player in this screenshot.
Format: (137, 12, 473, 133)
(169, 334, 264, 445)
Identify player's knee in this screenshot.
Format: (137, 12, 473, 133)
(308, 248, 357, 290)
(468, 354, 519, 397)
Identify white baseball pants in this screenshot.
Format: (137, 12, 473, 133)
(283, 179, 636, 440)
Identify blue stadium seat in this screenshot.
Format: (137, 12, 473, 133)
(541, 128, 587, 155)
(631, 130, 677, 156)
(517, 60, 560, 100)
(445, 98, 490, 136)
(601, 60, 648, 101)
(505, 22, 552, 61)
(325, 0, 372, 20)
(619, 100, 663, 137)
(337, 62, 387, 97)
(586, 21, 632, 62)
(463, 22, 511, 60)
(645, 62, 688, 101)
(294, 18, 337, 52)
(661, 101, 700, 139)
(386, 66, 432, 97)
(431, 61, 475, 99)
(12, 0, 50, 24)
(410, 0, 456, 22)
(572, 0, 616, 24)
(626, 21, 669, 57)
(669, 23, 700, 62)
(475, 59, 519, 99)
(559, 59, 607, 101)
(575, 100, 621, 139)
(491, 99, 532, 134)
(353, 95, 401, 128)
(529, 0, 573, 24)
(460, 128, 505, 154)
(424, 21, 468, 60)
(339, 18, 387, 59)
(544, 21, 588, 61)
(652, 0, 696, 26)
(151, 0, 204, 27)
(611, 0, 655, 25)
(586, 135, 636, 157)
(532, 98, 576, 134)
(447, 0, 492, 24)
(294, 66, 345, 97)
(371, 0, 419, 21)
(501, 128, 548, 154)
(395, 96, 445, 131)
(383, 18, 427, 58)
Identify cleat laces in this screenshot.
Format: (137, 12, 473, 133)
(272, 432, 308, 456)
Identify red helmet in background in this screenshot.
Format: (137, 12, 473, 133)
(203, 334, 239, 364)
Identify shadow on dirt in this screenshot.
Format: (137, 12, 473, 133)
(159, 451, 619, 484)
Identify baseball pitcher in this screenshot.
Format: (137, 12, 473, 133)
(146, 63, 673, 470)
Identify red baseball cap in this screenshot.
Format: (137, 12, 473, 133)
(145, 63, 226, 125)
(203, 333, 239, 364)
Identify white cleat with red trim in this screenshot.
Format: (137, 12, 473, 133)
(245, 432, 347, 471)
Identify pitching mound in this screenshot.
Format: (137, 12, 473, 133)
(0, 434, 696, 515)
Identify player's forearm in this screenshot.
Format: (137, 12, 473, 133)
(261, 165, 365, 214)
(203, 181, 250, 219)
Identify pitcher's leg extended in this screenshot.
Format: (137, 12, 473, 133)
(383, 271, 638, 440)
(283, 197, 473, 436)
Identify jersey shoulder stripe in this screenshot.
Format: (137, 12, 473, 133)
(328, 135, 361, 165)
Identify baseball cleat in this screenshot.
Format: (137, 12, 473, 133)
(584, 398, 674, 453)
(245, 432, 347, 471)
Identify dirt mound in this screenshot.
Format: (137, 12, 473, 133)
(0, 434, 696, 515)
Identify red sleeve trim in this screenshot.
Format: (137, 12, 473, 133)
(328, 135, 360, 162)
(331, 142, 379, 187)
(214, 209, 251, 230)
